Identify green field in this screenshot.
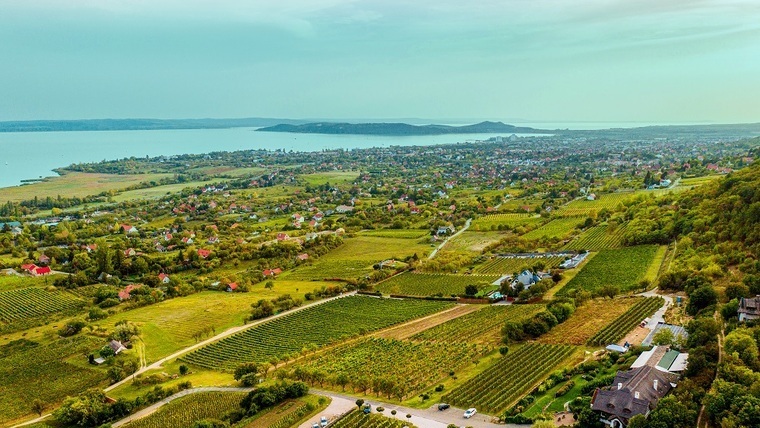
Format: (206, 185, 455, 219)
(474, 255, 566, 275)
(124, 391, 247, 428)
(291, 337, 482, 398)
(0, 172, 172, 203)
(557, 192, 639, 217)
(300, 171, 359, 186)
(520, 217, 585, 240)
(112, 180, 220, 202)
(562, 223, 628, 250)
(0, 288, 86, 333)
(557, 245, 659, 297)
(411, 304, 544, 345)
(443, 343, 577, 415)
(360, 229, 429, 239)
(181, 296, 452, 370)
(0, 337, 105, 425)
(471, 213, 543, 231)
(0, 274, 50, 292)
(374, 273, 499, 296)
(331, 409, 418, 428)
(285, 236, 430, 280)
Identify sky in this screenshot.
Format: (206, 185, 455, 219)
(1, 0, 759, 123)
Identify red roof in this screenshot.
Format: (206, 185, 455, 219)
(297, 253, 309, 261)
(227, 282, 238, 291)
(32, 266, 51, 276)
(197, 249, 211, 259)
(21, 264, 38, 272)
(158, 273, 169, 281)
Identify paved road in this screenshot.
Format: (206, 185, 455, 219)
(112, 387, 254, 427)
(429, 218, 471, 260)
(11, 292, 357, 428)
(310, 389, 518, 428)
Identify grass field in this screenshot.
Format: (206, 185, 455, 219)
(474, 255, 566, 275)
(374, 273, 500, 296)
(520, 217, 585, 240)
(0, 172, 172, 203)
(587, 297, 664, 346)
(300, 171, 358, 186)
(538, 298, 641, 345)
(557, 245, 660, 297)
(181, 296, 452, 370)
(562, 223, 628, 251)
(124, 391, 247, 428)
(0, 274, 50, 292)
(112, 180, 219, 202)
(96, 288, 330, 363)
(411, 304, 544, 346)
(0, 336, 105, 426)
(284, 236, 430, 280)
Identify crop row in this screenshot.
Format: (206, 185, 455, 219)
(587, 297, 664, 346)
(520, 217, 585, 240)
(374, 273, 499, 297)
(471, 213, 543, 231)
(556, 245, 659, 297)
(289, 337, 482, 398)
(181, 296, 452, 370)
(443, 343, 575, 415)
(475, 256, 565, 275)
(557, 193, 639, 217)
(125, 392, 247, 428)
(562, 224, 628, 251)
(0, 287, 85, 324)
(331, 409, 418, 428)
(411, 305, 544, 345)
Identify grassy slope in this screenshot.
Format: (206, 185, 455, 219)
(0, 172, 171, 203)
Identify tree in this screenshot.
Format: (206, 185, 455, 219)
(499, 346, 509, 356)
(31, 399, 45, 416)
(687, 285, 717, 315)
(335, 373, 350, 391)
(265, 281, 274, 290)
(652, 328, 675, 346)
(179, 365, 189, 375)
(53, 389, 112, 427)
(355, 399, 365, 408)
(464, 284, 478, 296)
(234, 362, 259, 381)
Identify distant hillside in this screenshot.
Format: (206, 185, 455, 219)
(256, 121, 550, 136)
(0, 118, 307, 132)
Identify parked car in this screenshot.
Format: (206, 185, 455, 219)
(463, 408, 477, 419)
(437, 403, 450, 411)
(363, 404, 371, 414)
(312, 424, 319, 428)
(320, 416, 329, 427)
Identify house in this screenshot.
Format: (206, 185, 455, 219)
(297, 253, 309, 261)
(108, 340, 127, 355)
(560, 252, 589, 269)
(276, 233, 289, 241)
(516, 270, 540, 288)
(587, 193, 597, 201)
(207, 236, 219, 244)
(118, 284, 141, 300)
(436, 225, 456, 235)
(591, 365, 678, 427)
(84, 243, 98, 253)
(38, 254, 51, 265)
(158, 273, 170, 284)
(31, 266, 51, 276)
(181, 237, 193, 244)
(197, 249, 211, 259)
(124, 248, 137, 257)
(263, 268, 283, 277)
(121, 224, 138, 234)
(738, 296, 760, 322)
(335, 205, 354, 214)
(226, 282, 238, 292)
(164, 233, 173, 241)
(21, 263, 38, 274)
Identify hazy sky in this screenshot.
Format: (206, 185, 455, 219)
(1, 0, 759, 123)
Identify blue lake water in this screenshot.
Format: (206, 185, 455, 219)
(0, 128, 537, 187)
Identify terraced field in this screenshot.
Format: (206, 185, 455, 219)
(411, 304, 544, 345)
(443, 343, 576, 415)
(562, 223, 628, 250)
(556, 245, 659, 297)
(374, 273, 499, 296)
(181, 296, 451, 370)
(474, 255, 566, 275)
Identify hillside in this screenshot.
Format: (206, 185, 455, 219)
(256, 121, 549, 136)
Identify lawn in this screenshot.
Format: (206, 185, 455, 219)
(0, 172, 172, 203)
(557, 245, 659, 297)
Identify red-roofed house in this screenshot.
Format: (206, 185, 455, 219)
(297, 253, 309, 261)
(21, 263, 38, 274)
(276, 233, 289, 241)
(124, 248, 137, 257)
(197, 249, 211, 259)
(121, 224, 138, 234)
(38, 254, 51, 265)
(263, 268, 283, 277)
(158, 273, 170, 284)
(226, 282, 238, 292)
(118, 284, 141, 300)
(32, 266, 51, 276)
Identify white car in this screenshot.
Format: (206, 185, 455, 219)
(320, 416, 329, 427)
(463, 408, 477, 419)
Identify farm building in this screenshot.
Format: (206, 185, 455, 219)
(158, 273, 170, 284)
(738, 296, 760, 322)
(560, 252, 588, 269)
(226, 283, 238, 292)
(109, 340, 127, 355)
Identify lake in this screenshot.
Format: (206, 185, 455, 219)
(0, 128, 541, 188)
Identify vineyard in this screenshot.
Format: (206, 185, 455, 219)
(556, 245, 659, 297)
(474, 255, 566, 275)
(587, 297, 664, 346)
(562, 223, 628, 250)
(0, 336, 105, 424)
(374, 273, 499, 296)
(331, 409, 418, 428)
(0, 287, 86, 333)
(181, 296, 452, 370)
(361, 229, 428, 239)
(124, 391, 247, 428)
(538, 298, 641, 345)
(520, 217, 585, 240)
(411, 305, 544, 345)
(471, 213, 543, 231)
(557, 192, 638, 217)
(291, 337, 482, 398)
(443, 343, 576, 415)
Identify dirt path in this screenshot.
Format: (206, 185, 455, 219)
(429, 218, 471, 259)
(374, 304, 482, 340)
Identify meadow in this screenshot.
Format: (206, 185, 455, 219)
(556, 245, 660, 297)
(0, 274, 50, 292)
(374, 272, 499, 296)
(181, 296, 452, 370)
